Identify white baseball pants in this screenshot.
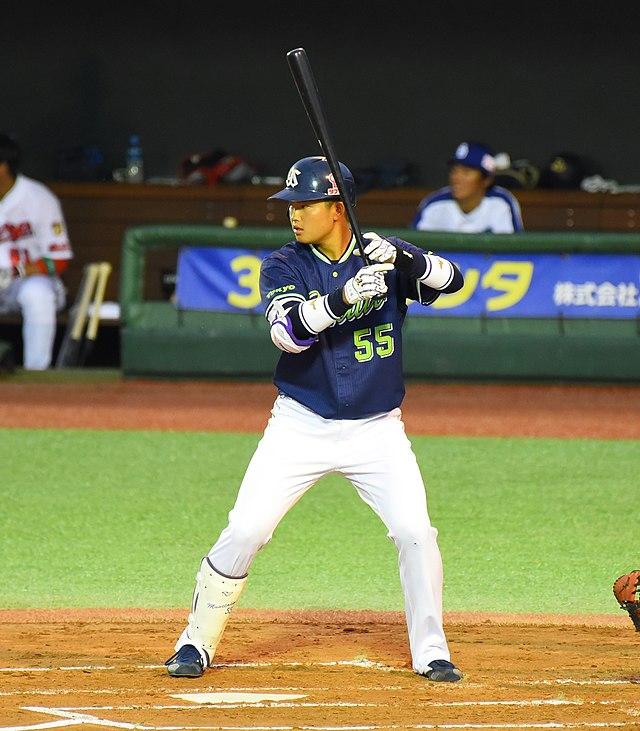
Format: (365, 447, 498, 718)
(206, 394, 451, 672)
(0, 275, 66, 370)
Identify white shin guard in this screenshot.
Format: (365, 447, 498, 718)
(176, 557, 247, 665)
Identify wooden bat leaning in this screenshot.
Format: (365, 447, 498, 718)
(286, 47, 370, 264)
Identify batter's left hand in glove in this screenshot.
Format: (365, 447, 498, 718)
(613, 570, 640, 631)
(343, 263, 393, 305)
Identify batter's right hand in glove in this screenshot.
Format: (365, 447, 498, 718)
(343, 263, 393, 305)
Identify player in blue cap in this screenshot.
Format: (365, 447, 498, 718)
(165, 155, 465, 684)
(412, 142, 523, 233)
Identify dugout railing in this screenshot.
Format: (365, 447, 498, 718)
(119, 225, 640, 381)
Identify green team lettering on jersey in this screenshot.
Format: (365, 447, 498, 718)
(337, 296, 386, 324)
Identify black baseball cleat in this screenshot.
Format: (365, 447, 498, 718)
(422, 659, 463, 682)
(164, 644, 207, 678)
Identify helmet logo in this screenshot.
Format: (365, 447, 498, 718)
(285, 166, 301, 189)
(326, 174, 339, 196)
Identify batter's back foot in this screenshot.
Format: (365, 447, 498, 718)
(421, 659, 463, 682)
(165, 644, 208, 678)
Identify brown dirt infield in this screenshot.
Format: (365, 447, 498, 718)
(1, 380, 639, 730)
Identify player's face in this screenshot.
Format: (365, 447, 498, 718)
(449, 165, 491, 210)
(288, 200, 338, 245)
(0, 161, 14, 195)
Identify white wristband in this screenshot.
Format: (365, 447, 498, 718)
(418, 254, 454, 290)
(298, 295, 338, 334)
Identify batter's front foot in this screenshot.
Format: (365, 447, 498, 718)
(421, 659, 463, 682)
(165, 644, 208, 678)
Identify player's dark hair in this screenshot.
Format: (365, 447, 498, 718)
(0, 133, 20, 177)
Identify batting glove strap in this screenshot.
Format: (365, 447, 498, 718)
(394, 247, 427, 278)
(326, 288, 351, 318)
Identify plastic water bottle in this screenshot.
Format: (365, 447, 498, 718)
(125, 134, 144, 183)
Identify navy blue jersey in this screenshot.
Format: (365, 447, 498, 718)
(260, 236, 438, 420)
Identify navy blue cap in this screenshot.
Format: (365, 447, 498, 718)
(448, 142, 496, 176)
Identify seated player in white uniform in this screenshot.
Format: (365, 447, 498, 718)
(412, 142, 524, 233)
(165, 156, 465, 684)
(0, 133, 73, 369)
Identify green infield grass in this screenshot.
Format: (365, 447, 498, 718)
(1, 428, 636, 615)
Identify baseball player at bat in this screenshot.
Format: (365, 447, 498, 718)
(165, 155, 464, 683)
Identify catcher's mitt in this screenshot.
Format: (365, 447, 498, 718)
(613, 570, 640, 631)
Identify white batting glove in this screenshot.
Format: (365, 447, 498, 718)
(343, 263, 393, 305)
(361, 232, 398, 264)
(361, 232, 427, 279)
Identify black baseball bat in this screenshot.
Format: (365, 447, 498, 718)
(286, 47, 370, 264)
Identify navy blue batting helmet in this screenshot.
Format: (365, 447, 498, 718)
(268, 156, 356, 205)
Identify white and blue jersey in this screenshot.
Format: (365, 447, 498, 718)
(260, 237, 439, 420)
(412, 185, 523, 233)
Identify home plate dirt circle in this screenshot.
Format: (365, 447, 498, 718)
(1, 608, 638, 729)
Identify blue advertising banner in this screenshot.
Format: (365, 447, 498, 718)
(176, 247, 640, 319)
(411, 251, 640, 318)
(176, 247, 266, 313)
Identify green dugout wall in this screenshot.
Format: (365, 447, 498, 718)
(119, 225, 640, 381)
